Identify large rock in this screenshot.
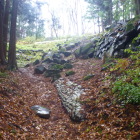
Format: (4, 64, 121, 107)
(53, 58, 62, 64)
(48, 63, 63, 71)
(74, 42, 94, 58)
(33, 59, 40, 65)
(52, 53, 63, 59)
(65, 43, 76, 50)
(31, 105, 50, 119)
(44, 69, 61, 82)
(60, 51, 71, 57)
(63, 63, 73, 69)
(34, 65, 46, 74)
(42, 51, 53, 60)
(42, 58, 53, 64)
(73, 17, 140, 59)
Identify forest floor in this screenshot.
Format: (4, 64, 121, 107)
(0, 58, 140, 140)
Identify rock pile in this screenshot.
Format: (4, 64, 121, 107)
(74, 17, 140, 59)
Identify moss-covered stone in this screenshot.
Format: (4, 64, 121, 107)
(44, 69, 60, 77)
(61, 51, 71, 57)
(52, 73, 61, 82)
(65, 71, 75, 76)
(81, 43, 93, 55)
(126, 15, 140, 32)
(33, 59, 40, 65)
(83, 74, 95, 81)
(48, 63, 63, 71)
(44, 69, 61, 81)
(63, 63, 73, 69)
(74, 48, 81, 58)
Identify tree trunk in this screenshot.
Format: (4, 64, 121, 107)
(135, 0, 140, 15)
(8, 0, 19, 70)
(108, 0, 113, 25)
(3, 0, 10, 58)
(0, 0, 6, 65)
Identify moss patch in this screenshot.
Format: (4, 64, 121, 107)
(83, 74, 95, 81)
(65, 71, 75, 76)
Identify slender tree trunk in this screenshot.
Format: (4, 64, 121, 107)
(135, 0, 140, 15)
(115, 0, 120, 22)
(8, 0, 19, 70)
(108, 0, 113, 25)
(0, 0, 6, 65)
(97, 15, 100, 33)
(122, 4, 125, 21)
(3, 0, 10, 58)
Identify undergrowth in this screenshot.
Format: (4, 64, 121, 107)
(110, 49, 140, 105)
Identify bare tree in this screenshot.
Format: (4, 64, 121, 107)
(3, 0, 10, 58)
(134, 0, 140, 15)
(65, 0, 80, 35)
(8, 0, 19, 70)
(0, 0, 6, 65)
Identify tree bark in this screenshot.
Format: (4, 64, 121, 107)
(8, 0, 19, 70)
(108, 0, 113, 25)
(3, 0, 10, 58)
(135, 0, 140, 15)
(0, 0, 6, 65)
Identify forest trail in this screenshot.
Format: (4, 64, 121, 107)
(1, 58, 140, 140)
(0, 58, 103, 139)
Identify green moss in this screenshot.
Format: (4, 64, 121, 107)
(50, 64, 64, 71)
(74, 48, 81, 58)
(63, 63, 73, 69)
(81, 43, 93, 55)
(0, 72, 8, 78)
(132, 34, 140, 44)
(59, 47, 66, 52)
(83, 74, 95, 81)
(112, 51, 140, 104)
(126, 15, 140, 32)
(65, 71, 75, 76)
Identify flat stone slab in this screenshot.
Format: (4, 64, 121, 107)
(31, 105, 50, 119)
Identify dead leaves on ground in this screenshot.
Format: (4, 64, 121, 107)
(0, 59, 140, 140)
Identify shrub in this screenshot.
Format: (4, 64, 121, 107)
(0, 72, 8, 78)
(112, 67, 140, 104)
(110, 58, 129, 72)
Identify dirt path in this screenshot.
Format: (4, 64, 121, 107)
(1, 58, 140, 139)
(0, 58, 102, 140)
(14, 67, 81, 139)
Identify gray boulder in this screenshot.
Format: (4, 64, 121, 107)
(44, 69, 61, 82)
(63, 63, 73, 69)
(61, 51, 71, 57)
(52, 53, 63, 59)
(66, 43, 76, 50)
(42, 58, 53, 64)
(33, 59, 40, 65)
(34, 65, 46, 74)
(31, 105, 50, 119)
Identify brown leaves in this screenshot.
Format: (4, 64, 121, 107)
(0, 59, 140, 139)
